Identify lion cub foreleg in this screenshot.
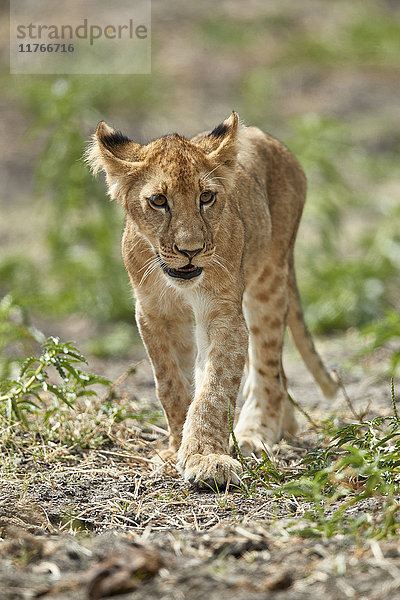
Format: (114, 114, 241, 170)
(135, 300, 195, 458)
(177, 297, 247, 489)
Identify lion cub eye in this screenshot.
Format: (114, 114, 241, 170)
(200, 191, 215, 206)
(148, 194, 168, 209)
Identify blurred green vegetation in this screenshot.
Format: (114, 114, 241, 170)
(0, 0, 399, 363)
(280, 13, 400, 67)
(286, 115, 399, 333)
(4, 75, 166, 322)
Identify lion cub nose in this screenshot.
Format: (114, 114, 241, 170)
(173, 244, 204, 260)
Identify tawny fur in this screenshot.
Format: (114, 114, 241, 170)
(85, 112, 338, 489)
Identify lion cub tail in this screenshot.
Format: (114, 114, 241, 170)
(287, 266, 339, 399)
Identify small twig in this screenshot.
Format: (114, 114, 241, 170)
(149, 423, 169, 437)
(101, 360, 145, 402)
(38, 504, 57, 533)
(391, 377, 399, 422)
(332, 368, 362, 422)
(98, 449, 154, 464)
(287, 392, 320, 428)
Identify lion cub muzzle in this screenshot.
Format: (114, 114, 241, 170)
(157, 242, 207, 280)
(157, 254, 204, 281)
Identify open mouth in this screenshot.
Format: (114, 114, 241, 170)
(157, 256, 203, 280)
(167, 264, 203, 280)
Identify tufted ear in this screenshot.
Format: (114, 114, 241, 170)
(193, 111, 239, 168)
(85, 122, 145, 200)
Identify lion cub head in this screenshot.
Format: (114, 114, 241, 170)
(86, 112, 239, 284)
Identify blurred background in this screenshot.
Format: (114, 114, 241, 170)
(1, 0, 399, 372)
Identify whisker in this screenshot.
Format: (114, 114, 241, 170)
(202, 179, 223, 190)
(137, 256, 158, 273)
(130, 237, 143, 250)
(138, 266, 157, 287)
(138, 258, 160, 286)
(214, 252, 234, 271)
(211, 255, 234, 282)
(145, 259, 161, 277)
(129, 236, 154, 257)
(205, 176, 227, 182)
(137, 257, 154, 271)
(200, 163, 223, 182)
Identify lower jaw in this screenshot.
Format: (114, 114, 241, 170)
(156, 254, 204, 281)
(166, 266, 203, 280)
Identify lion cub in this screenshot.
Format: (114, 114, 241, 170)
(86, 112, 338, 489)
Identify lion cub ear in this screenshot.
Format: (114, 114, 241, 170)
(194, 111, 239, 167)
(85, 122, 145, 200)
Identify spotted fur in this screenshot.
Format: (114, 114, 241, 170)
(86, 112, 338, 489)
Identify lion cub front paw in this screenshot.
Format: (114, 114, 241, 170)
(177, 453, 242, 491)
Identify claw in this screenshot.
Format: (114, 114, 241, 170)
(191, 478, 225, 492)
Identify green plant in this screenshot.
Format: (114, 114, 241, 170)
(231, 382, 400, 539)
(0, 335, 110, 426)
(0, 295, 45, 380)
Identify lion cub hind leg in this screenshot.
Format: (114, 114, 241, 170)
(234, 262, 295, 456)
